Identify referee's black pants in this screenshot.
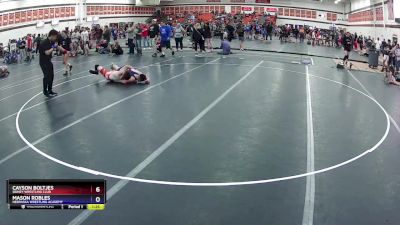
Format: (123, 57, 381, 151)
(40, 62, 54, 93)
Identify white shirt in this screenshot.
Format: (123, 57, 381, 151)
(72, 32, 80, 43)
(81, 31, 89, 42)
(375, 39, 381, 49)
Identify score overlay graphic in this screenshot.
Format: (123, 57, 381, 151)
(6, 179, 106, 210)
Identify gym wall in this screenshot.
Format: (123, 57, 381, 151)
(160, 0, 346, 29)
(0, 0, 153, 44)
(346, 0, 399, 40)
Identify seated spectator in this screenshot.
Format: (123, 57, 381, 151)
(0, 65, 10, 78)
(96, 40, 110, 54)
(218, 37, 231, 55)
(111, 41, 123, 55)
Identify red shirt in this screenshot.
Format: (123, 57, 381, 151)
(141, 25, 149, 37)
(27, 36, 33, 49)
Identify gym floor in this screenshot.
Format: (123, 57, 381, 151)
(0, 40, 400, 225)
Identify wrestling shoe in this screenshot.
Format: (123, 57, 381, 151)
(160, 54, 165, 57)
(172, 51, 175, 56)
(69, 64, 73, 72)
(89, 65, 100, 74)
(89, 70, 99, 75)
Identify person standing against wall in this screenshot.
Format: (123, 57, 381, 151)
(134, 23, 142, 55)
(39, 30, 68, 97)
(127, 23, 135, 54)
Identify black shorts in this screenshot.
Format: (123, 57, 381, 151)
(344, 45, 351, 52)
(161, 40, 171, 48)
(27, 48, 32, 52)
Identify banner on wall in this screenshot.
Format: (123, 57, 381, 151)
(394, 0, 400, 21)
(50, 8, 54, 18)
(3, 14, 8, 26)
(241, 6, 254, 14)
(21, 11, 26, 22)
(65, 7, 70, 17)
(15, 12, 20, 23)
(27, 10, 32, 21)
(38, 9, 44, 19)
(55, 8, 60, 18)
(44, 8, 49, 19)
(9, 13, 14, 25)
(71, 7, 75, 16)
(265, 7, 278, 12)
(60, 7, 65, 17)
(388, 0, 394, 20)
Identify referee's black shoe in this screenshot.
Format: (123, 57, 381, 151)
(49, 91, 58, 96)
(43, 91, 50, 98)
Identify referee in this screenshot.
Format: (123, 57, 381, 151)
(39, 29, 68, 97)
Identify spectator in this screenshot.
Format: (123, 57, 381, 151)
(141, 23, 150, 49)
(112, 41, 123, 55)
(174, 23, 185, 51)
(127, 23, 135, 54)
(204, 22, 213, 52)
(134, 23, 142, 54)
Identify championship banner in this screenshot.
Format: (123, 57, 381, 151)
(301, 10, 306, 17)
(15, 12, 20, 23)
(3, 14, 8, 26)
(71, 7, 75, 16)
(99, 6, 104, 15)
(27, 10, 32, 21)
(55, 8, 60, 18)
(33, 10, 38, 20)
(289, 9, 295, 17)
(0, 15, 3, 26)
(38, 9, 44, 20)
(278, 8, 283, 16)
(388, 0, 394, 20)
(44, 8, 49, 19)
(65, 7, 70, 17)
(295, 9, 300, 17)
(284, 8, 289, 16)
(8, 13, 14, 25)
(93, 6, 97, 15)
(21, 11, 26, 22)
(332, 13, 337, 21)
(50, 8, 54, 18)
(306, 10, 311, 18)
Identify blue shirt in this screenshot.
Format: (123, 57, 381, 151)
(222, 40, 231, 55)
(160, 25, 171, 41)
